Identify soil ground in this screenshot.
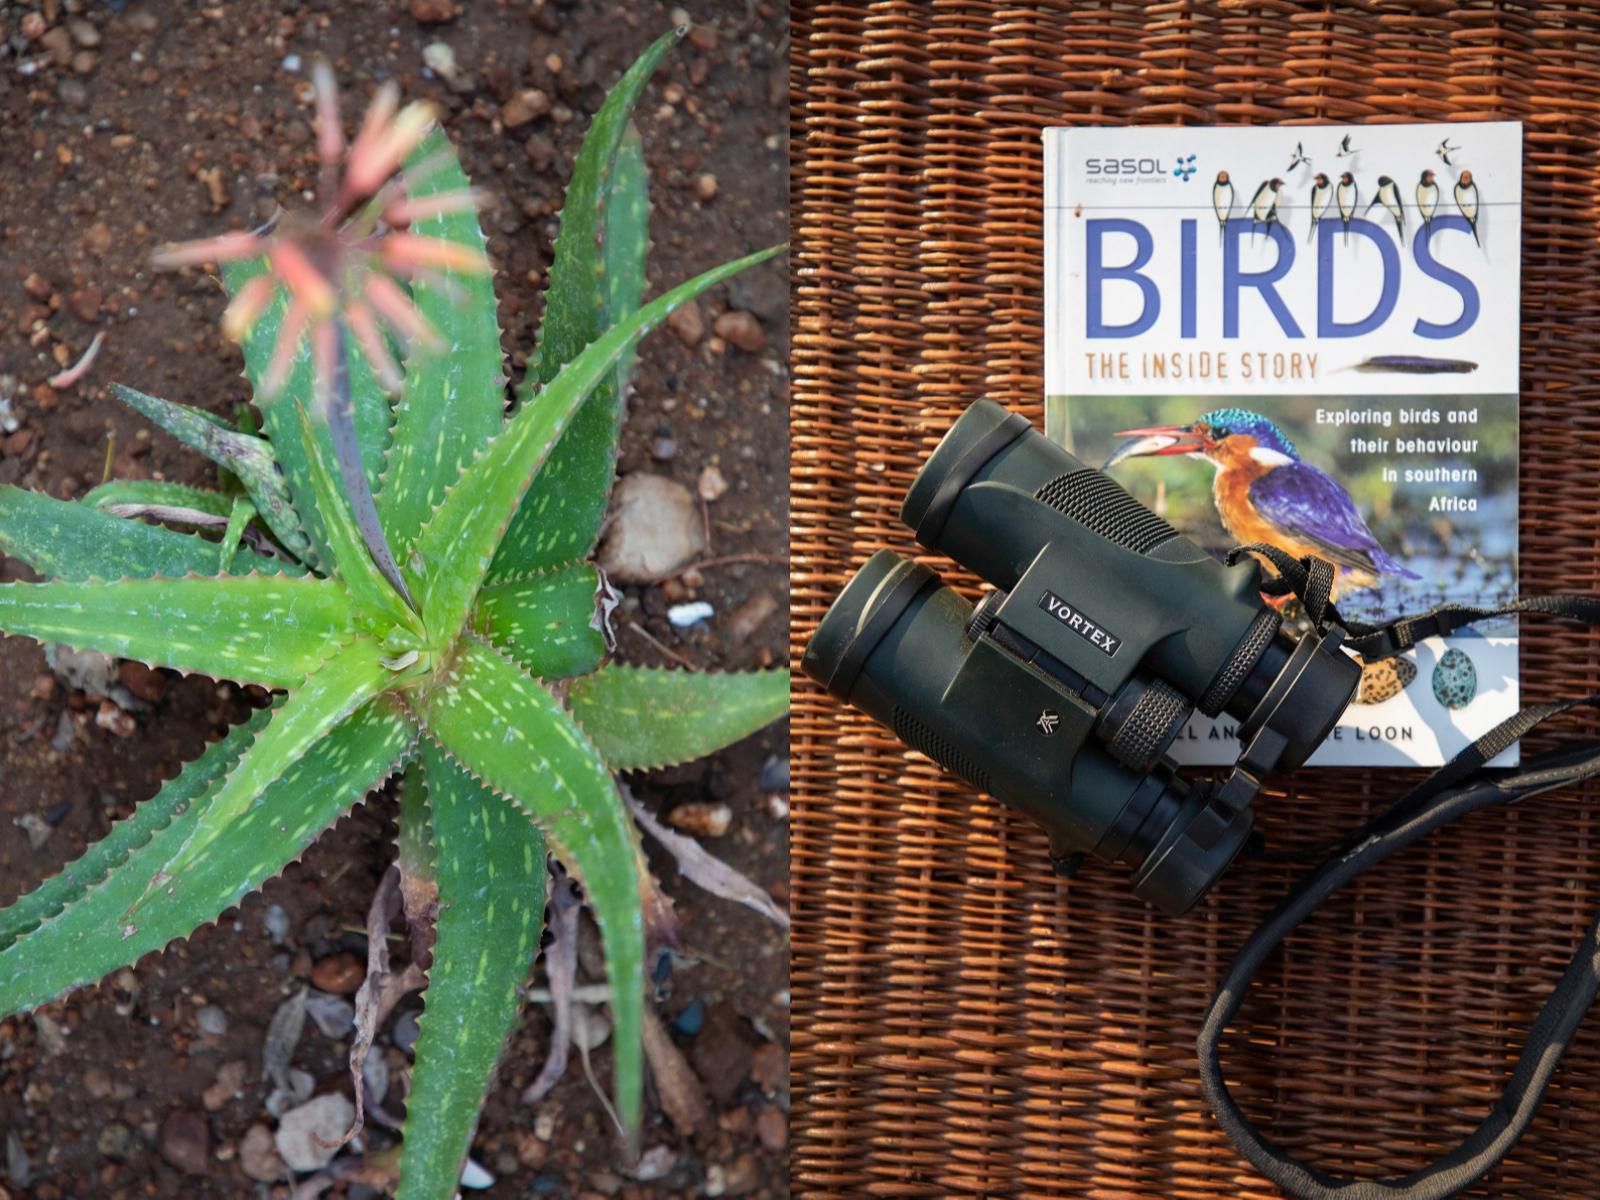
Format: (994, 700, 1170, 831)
(0, 1, 788, 1197)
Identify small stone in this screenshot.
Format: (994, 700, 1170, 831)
(666, 298, 706, 348)
(750, 1041, 785, 1092)
(71, 50, 95, 75)
(650, 434, 678, 462)
(696, 464, 729, 502)
(502, 88, 550, 128)
(274, 1094, 354, 1172)
(410, 0, 457, 21)
(459, 1158, 494, 1189)
(96, 1122, 135, 1162)
(129, 11, 160, 33)
(726, 591, 778, 644)
(534, 1111, 556, 1141)
(20, 12, 47, 40)
(95, 699, 136, 738)
(759, 757, 790, 793)
(84, 222, 113, 256)
(238, 1124, 283, 1183)
(201, 1060, 248, 1112)
(596, 474, 708, 584)
(666, 802, 732, 839)
(195, 1005, 228, 1036)
(756, 1106, 787, 1152)
(263, 903, 291, 944)
(667, 600, 714, 628)
(83, 1067, 113, 1100)
(671, 998, 704, 1037)
(310, 951, 364, 995)
(688, 23, 717, 52)
(392, 1008, 421, 1055)
(39, 26, 73, 65)
(695, 172, 718, 202)
(16, 814, 52, 852)
(524, 133, 555, 169)
(514, 1129, 547, 1169)
(66, 286, 101, 323)
(68, 18, 100, 47)
(634, 1145, 675, 1182)
(117, 660, 167, 704)
(713, 310, 766, 353)
(157, 1109, 210, 1176)
(722, 1152, 759, 1195)
(304, 990, 355, 1038)
(22, 273, 51, 301)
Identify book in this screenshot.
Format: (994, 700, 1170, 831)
(1043, 123, 1522, 767)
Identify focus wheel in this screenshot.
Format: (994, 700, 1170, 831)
(965, 589, 1006, 642)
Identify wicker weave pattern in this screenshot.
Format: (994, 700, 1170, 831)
(790, 4, 1600, 1196)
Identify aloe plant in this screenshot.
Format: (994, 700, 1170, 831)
(0, 31, 787, 1198)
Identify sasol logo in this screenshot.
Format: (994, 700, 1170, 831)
(1172, 152, 1198, 181)
(1037, 590, 1122, 658)
(1083, 156, 1168, 178)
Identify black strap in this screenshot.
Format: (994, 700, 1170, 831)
(1201, 698, 1600, 1200)
(1227, 541, 1600, 660)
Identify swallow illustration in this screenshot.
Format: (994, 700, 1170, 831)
(1307, 172, 1331, 240)
(1335, 171, 1357, 240)
(1212, 171, 1234, 242)
(1416, 169, 1439, 230)
(1454, 169, 1479, 244)
(1366, 175, 1406, 244)
(1248, 178, 1284, 232)
(1336, 133, 1359, 158)
(1436, 137, 1460, 166)
(1288, 141, 1310, 172)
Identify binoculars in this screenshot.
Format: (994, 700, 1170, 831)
(802, 400, 1361, 914)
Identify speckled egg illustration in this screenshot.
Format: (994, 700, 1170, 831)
(1431, 647, 1477, 710)
(1356, 654, 1417, 705)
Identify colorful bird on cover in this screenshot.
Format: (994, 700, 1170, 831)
(1105, 409, 1419, 599)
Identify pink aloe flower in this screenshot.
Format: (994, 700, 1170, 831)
(152, 61, 490, 411)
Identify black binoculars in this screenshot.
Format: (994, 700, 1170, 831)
(802, 400, 1361, 914)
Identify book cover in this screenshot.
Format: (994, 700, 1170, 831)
(1043, 123, 1522, 767)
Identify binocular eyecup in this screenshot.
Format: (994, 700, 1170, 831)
(803, 400, 1361, 914)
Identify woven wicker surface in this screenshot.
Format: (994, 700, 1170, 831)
(789, 3, 1600, 1197)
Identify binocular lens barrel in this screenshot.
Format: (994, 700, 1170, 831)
(803, 550, 1256, 914)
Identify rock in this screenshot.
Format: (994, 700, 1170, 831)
(696, 464, 729, 502)
(71, 49, 96, 75)
(83, 1067, 113, 1100)
(392, 1008, 421, 1055)
(756, 1106, 787, 1152)
(195, 1005, 229, 1036)
(95, 699, 135, 738)
(459, 1158, 494, 1189)
(666, 298, 706, 348)
(57, 77, 89, 108)
(263, 904, 291, 944)
(157, 1109, 210, 1176)
(596, 474, 707, 583)
(758, 756, 789, 793)
(15, 814, 51, 851)
(310, 951, 364, 995)
(667, 802, 732, 838)
(502, 89, 550, 128)
(48, 645, 117, 694)
(68, 19, 100, 47)
(274, 1094, 354, 1172)
(634, 1146, 675, 1182)
(688, 23, 717, 52)
(117, 660, 166, 704)
(750, 1041, 785, 1093)
(304, 990, 355, 1038)
(671, 998, 704, 1037)
(96, 1121, 135, 1161)
(692, 1007, 753, 1105)
(39, 25, 73, 66)
(238, 1124, 283, 1183)
(20, 12, 46, 40)
(22, 273, 50, 301)
(201, 1059, 248, 1111)
(713, 310, 766, 353)
(66, 286, 101, 323)
(651, 434, 678, 462)
(410, 0, 457, 21)
(695, 172, 719, 202)
(524, 133, 556, 169)
(667, 600, 714, 628)
(725, 591, 778, 644)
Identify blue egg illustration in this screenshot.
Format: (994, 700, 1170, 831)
(1431, 647, 1477, 710)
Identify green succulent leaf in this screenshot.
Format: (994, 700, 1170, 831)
(0, 574, 357, 688)
(82, 480, 234, 520)
(397, 741, 546, 1200)
(414, 638, 644, 1150)
(218, 263, 391, 568)
(0, 699, 414, 1016)
(473, 562, 608, 680)
(217, 496, 255, 573)
(378, 131, 505, 556)
(110, 384, 313, 565)
(293, 401, 416, 631)
(396, 765, 437, 891)
(411, 243, 784, 644)
(491, 31, 669, 580)
(569, 665, 791, 772)
(0, 706, 275, 955)
(0, 486, 292, 581)
(145, 637, 396, 883)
